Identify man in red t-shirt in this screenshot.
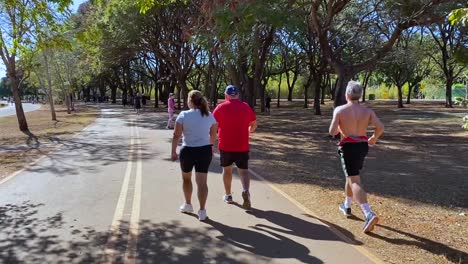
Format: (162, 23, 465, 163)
(213, 85, 257, 210)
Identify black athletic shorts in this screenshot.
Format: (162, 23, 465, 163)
(338, 142, 369, 177)
(179, 145, 213, 173)
(220, 150, 249, 169)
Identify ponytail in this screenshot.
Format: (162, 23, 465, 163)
(188, 90, 210, 117)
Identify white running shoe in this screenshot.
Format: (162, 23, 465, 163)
(198, 209, 208, 221)
(179, 203, 193, 213)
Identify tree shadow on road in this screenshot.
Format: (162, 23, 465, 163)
(0, 201, 302, 263)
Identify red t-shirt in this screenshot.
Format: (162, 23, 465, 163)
(213, 99, 256, 152)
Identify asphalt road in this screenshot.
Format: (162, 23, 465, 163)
(0, 107, 377, 264)
(0, 103, 41, 117)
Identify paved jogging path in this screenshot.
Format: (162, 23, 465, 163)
(0, 107, 378, 264)
(0, 103, 41, 117)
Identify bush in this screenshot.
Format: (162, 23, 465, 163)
(463, 115, 468, 130)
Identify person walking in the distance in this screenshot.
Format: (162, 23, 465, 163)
(329, 81, 384, 233)
(171, 90, 218, 221)
(213, 85, 257, 210)
(134, 93, 142, 115)
(265, 94, 271, 115)
(167, 93, 175, 129)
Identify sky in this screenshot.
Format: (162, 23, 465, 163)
(0, 0, 87, 78)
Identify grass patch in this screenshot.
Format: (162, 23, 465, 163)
(0, 103, 98, 179)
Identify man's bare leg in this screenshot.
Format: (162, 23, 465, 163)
(238, 168, 250, 191)
(348, 175, 378, 232)
(238, 168, 251, 209)
(223, 166, 233, 195)
(344, 179, 354, 209)
(347, 175, 367, 204)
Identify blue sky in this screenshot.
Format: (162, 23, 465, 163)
(0, 0, 87, 77)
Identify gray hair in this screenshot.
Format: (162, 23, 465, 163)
(346, 81, 362, 101)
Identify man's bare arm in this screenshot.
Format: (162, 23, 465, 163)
(329, 109, 340, 136)
(368, 110, 384, 145)
(249, 120, 257, 133)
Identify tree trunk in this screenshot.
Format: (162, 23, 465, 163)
(111, 84, 117, 104)
(9, 77, 29, 131)
(362, 71, 372, 103)
(287, 86, 293, 101)
(277, 73, 282, 108)
(43, 52, 57, 121)
(65, 92, 71, 114)
(334, 71, 353, 107)
(406, 84, 413, 104)
(304, 77, 311, 109)
(313, 79, 321, 115)
(446, 78, 453, 108)
(397, 85, 404, 108)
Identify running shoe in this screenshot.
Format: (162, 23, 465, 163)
(223, 194, 233, 204)
(363, 212, 379, 233)
(242, 191, 251, 210)
(339, 203, 352, 217)
(198, 209, 208, 221)
(179, 203, 193, 213)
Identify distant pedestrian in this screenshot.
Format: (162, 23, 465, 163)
(171, 90, 217, 221)
(142, 94, 147, 107)
(213, 85, 257, 210)
(122, 95, 128, 108)
(167, 93, 175, 129)
(265, 94, 271, 114)
(329, 81, 384, 233)
(134, 93, 142, 115)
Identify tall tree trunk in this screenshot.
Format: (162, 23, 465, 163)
(287, 86, 293, 101)
(334, 71, 353, 107)
(43, 52, 57, 121)
(446, 77, 453, 108)
(277, 73, 282, 108)
(9, 76, 29, 131)
(407, 84, 413, 104)
(111, 83, 117, 104)
(304, 77, 311, 109)
(65, 92, 71, 114)
(362, 71, 372, 103)
(313, 78, 321, 115)
(397, 85, 404, 108)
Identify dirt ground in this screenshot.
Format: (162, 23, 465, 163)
(248, 100, 468, 264)
(0, 104, 98, 180)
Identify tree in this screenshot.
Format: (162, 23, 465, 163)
(380, 31, 433, 107)
(428, 22, 468, 107)
(0, 0, 71, 131)
(308, 0, 462, 107)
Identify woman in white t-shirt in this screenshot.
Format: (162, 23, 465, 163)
(171, 90, 217, 221)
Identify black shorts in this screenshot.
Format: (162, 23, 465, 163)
(179, 145, 213, 173)
(338, 142, 369, 177)
(220, 150, 249, 169)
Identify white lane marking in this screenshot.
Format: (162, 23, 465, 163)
(0, 155, 48, 185)
(124, 125, 142, 264)
(104, 120, 134, 262)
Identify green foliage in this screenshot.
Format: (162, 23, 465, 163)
(463, 115, 468, 129)
(449, 5, 468, 26)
